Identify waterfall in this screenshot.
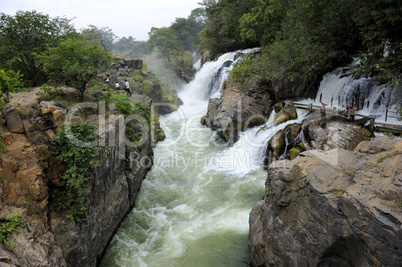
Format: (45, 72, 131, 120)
(100, 48, 308, 267)
(310, 64, 402, 123)
(207, 47, 261, 99)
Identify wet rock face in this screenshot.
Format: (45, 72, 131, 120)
(250, 137, 402, 266)
(201, 79, 272, 145)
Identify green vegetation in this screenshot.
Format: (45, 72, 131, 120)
(342, 169, 355, 178)
(377, 151, 400, 163)
(43, 38, 112, 101)
(142, 80, 152, 96)
(51, 121, 99, 222)
(0, 69, 23, 103)
(0, 11, 76, 86)
(81, 25, 116, 52)
(0, 139, 5, 152)
(199, 0, 402, 88)
(99, 92, 152, 122)
(113, 37, 152, 58)
(148, 27, 184, 64)
(0, 211, 27, 247)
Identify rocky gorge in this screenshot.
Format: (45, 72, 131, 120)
(0, 57, 188, 266)
(0, 91, 154, 266)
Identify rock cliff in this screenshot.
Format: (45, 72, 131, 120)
(201, 79, 272, 145)
(249, 136, 402, 266)
(0, 88, 154, 266)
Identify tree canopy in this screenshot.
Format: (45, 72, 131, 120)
(43, 38, 111, 101)
(0, 10, 76, 86)
(198, 0, 402, 87)
(81, 25, 117, 52)
(148, 27, 184, 63)
(113, 36, 152, 58)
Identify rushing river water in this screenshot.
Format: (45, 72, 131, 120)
(100, 51, 306, 266)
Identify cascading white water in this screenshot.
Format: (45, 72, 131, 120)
(307, 64, 402, 123)
(100, 49, 307, 267)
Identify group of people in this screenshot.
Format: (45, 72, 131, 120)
(115, 79, 131, 96)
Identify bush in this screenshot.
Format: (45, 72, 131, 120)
(142, 80, 152, 96)
(0, 69, 23, 103)
(0, 211, 27, 247)
(38, 84, 66, 102)
(99, 92, 152, 122)
(51, 121, 99, 222)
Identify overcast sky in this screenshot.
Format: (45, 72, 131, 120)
(1, 0, 202, 41)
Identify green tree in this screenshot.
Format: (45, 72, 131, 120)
(0, 10, 75, 86)
(199, 0, 257, 57)
(113, 36, 152, 58)
(239, 0, 286, 46)
(352, 0, 402, 85)
(43, 38, 112, 101)
(148, 27, 184, 63)
(170, 8, 206, 53)
(81, 25, 117, 52)
(0, 69, 23, 103)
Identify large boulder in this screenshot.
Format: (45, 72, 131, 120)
(1, 104, 24, 133)
(273, 100, 297, 125)
(201, 79, 272, 145)
(250, 136, 402, 266)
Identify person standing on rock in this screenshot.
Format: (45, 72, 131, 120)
(115, 81, 120, 91)
(125, 79, 131, 96)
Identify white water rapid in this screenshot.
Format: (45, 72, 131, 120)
(100, 50, 307, 266)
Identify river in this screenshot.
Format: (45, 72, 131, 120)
(100, 50, 307, 266)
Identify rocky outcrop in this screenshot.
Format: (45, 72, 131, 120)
(112, 58, 143, 70)
(201, 51, 211, 65)
(0, 93, 155, 266)
(201, 79, 272, 145)
(250, 136, 402, 266)
(49, 121, 153, 266)
(0, 105, 24, 133)
(266, 111, 372, 163)
(171, 51, 197, 83)
(273, 101, 297, 126)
